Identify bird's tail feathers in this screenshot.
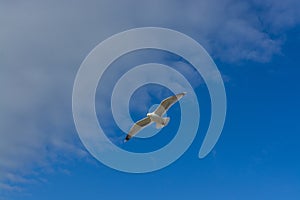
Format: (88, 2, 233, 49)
(156, 117, 170, 129)
(163, 117, 170, 126)
(156, 123, 163, 129)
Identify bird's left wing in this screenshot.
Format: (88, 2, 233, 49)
(125, 117, 152, 142)
(154, 92, 186, 116)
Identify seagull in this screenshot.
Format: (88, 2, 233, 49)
(124, 92, 186, 142)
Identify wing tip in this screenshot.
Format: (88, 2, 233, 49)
(124, 135, 131, 143)
(177, 92, 187, 98)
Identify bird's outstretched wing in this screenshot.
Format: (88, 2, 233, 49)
(125, 117, 152, 142)
(154, 92, 186, 116)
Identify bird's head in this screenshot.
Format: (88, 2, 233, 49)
(147, 113, 150, 117)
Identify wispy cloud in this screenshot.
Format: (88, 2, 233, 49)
(0, 183, 22, 193)
(0, 0, 299, 195)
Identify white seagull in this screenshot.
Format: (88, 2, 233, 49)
(124, 92, 186, 142)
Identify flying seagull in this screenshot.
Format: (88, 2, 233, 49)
(124, 92, 186, 142)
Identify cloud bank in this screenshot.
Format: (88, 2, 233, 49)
(0, 0, 299, 194)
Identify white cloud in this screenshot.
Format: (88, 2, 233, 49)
(0, 0, 299, 195)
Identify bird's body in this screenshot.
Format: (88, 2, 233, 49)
(124, 92, 186, 142)
(147, 112, 170, 129)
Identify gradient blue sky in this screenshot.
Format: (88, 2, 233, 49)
(1, 0, 300, 199)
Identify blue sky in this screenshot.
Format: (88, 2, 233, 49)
(1, 0, 300, 199)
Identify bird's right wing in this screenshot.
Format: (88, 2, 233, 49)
(125, 117, 152, 142)
(154, 92, 186, 116)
